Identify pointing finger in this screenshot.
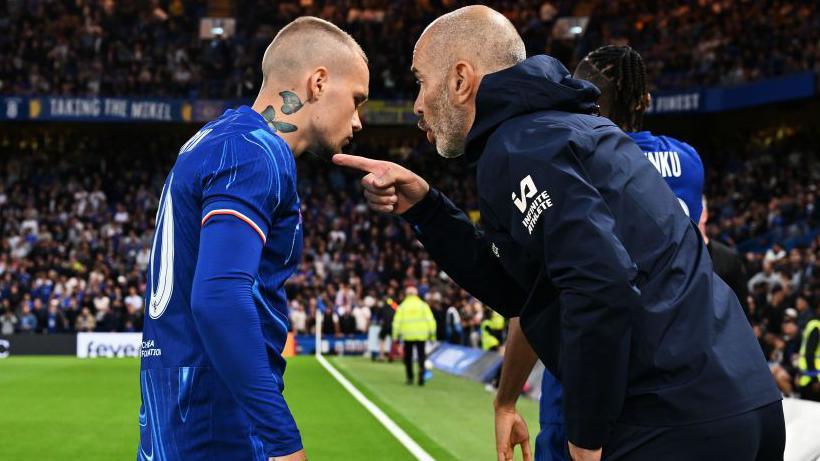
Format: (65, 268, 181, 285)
(332, 153, 385, 174)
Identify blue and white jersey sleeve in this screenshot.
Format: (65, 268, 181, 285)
(200, 133, 290, 243)
(192, 132, 302, 457)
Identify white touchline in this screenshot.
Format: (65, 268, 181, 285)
(315, 354, 436, 461)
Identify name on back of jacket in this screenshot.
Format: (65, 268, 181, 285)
(512, 175, 553, 235)
(644, 151, 682, 178)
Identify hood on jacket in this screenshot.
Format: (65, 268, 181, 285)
(464, 55, 600, 163)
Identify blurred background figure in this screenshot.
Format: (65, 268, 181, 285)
(392, 286, 436, 386)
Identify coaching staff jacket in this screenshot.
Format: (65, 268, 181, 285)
(401, 55, 780, 450)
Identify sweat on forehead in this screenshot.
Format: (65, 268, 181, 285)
(261, 17, 367, 85)
(414, 5, 525, 74)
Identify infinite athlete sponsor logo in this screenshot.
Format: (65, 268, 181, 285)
(512, 175, 554, 235)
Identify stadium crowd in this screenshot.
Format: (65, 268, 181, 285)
(1, 0, 818, 99)
(1, 126, 818, 394)
(0, 0, 819, 398)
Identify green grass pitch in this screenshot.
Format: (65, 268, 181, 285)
(0, 355, 540, 460)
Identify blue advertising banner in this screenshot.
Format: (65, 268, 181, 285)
(0, 97, 27, 121)
(645, 91, 703, 114)
(294, 334, 369, 356)
(0, 96, 190, 122)
(427, 343, 486, 376)
(0, 72, 814, 123)
(646, 71, 815, 115)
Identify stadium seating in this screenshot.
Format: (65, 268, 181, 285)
(1, 0, 817, 98)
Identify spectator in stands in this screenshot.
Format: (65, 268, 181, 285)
(74, 307, 96, 333)
(700, 197, 749, 316)
(289, 300, 308, 335)
(748, 260, 782, 293)
(339, 306, 357, 336)
(321, 305, 341, 338)
(445, 304, 463, 345)
(43, 300, 67, 334)
(17, 304, 37, 334)
(464, 301, 483, 349)
(2, 0, 818, 99)
(351, 297, 372, 335)
(124, 286, 143, 313)
(766, 243, 787, 262)
(374, 291, 397, 361)
(763, 286, 789, 336)
(1, 308, 17, 335)
(426, 291, 447, 341)
(796, 296, 814, 331)
(94, 303, 114, 332)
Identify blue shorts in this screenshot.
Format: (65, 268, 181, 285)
(535, 370, 568, 461)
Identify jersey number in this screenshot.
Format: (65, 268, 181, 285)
(148, 175, 175, 319)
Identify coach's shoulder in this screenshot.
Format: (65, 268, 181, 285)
(499, 115, 589, 162)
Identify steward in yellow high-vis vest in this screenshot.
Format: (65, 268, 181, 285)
(481, 309, 505, 351)
(393, 287, 436, 386)
(393, 292, 436, 341)
(798, 318, 820, 401)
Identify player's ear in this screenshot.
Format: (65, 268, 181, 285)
(451, 61, 476, 105)
(307, 67, 329, 102)
(637, 92, 651, 113)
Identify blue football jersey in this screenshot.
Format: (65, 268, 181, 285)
(628, 131, 704, 223)
(137, 106, 303, 460)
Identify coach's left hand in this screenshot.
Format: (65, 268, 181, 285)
(332, 154, 429, 214)
(568, 442, 601, 461)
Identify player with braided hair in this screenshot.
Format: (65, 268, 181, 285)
(574, 45, 704, 223)
(576, 45, 648, 133)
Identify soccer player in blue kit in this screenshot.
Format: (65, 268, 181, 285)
(137, 17, 368, 461)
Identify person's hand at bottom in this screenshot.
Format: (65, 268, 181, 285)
(271, 449, 307, 461)
(494, 404, 532, 461)
(568, 442, 602, 461)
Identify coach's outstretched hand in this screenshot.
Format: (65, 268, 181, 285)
(332, 154, 430, 214)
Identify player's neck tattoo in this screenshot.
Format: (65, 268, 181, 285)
(260, 91, 303, 133)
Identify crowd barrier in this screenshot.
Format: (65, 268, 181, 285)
(0, 332, 372, 358)
(427, 343, 502, 384)
(0, 334, 76, 356)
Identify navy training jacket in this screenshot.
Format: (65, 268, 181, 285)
(402, 55, 780, 450)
